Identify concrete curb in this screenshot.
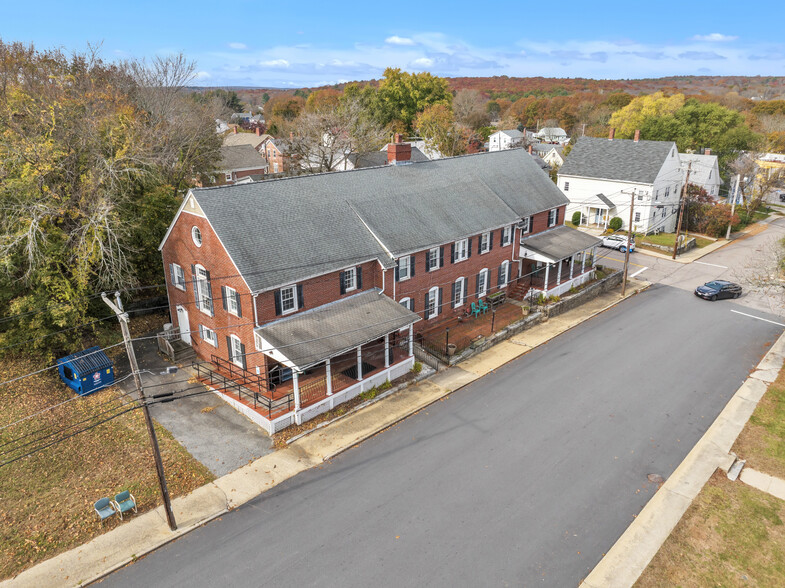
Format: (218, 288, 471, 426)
(579, 330, 785, 588)
(2, 280, 650, 588)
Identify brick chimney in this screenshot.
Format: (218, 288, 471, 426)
(255, 127, 262, 136)
(634, 129, 640, 143)
(705, 148, 711, 155)
(608, 128, 615, 141)
(387, 134, 411, 165)
(528, 145, 533, 154)
(233, 126, 238, 134)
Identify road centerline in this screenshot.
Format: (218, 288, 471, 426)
(693, 260, 728, 269)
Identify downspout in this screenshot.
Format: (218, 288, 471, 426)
(253, 293, 260, 327)
(378, 259, 386, 296)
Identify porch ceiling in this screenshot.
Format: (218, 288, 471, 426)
(255, 288, 419, 371)
(520, 226, 602, 262)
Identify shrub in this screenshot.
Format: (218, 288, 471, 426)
(548, 295, 561, 303)
(359, 386, 378, 401)
(571, 211, 582, 225)
(609, 217, 623, 231)
(535, 293, 547, 305)
(379, 379, 392, 391)
(411, 361, 422, 374)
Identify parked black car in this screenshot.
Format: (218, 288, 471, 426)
(694, 280, 742, 301)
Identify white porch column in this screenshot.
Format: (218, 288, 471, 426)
(556, 260, 562, 285)
(293, 371, 301, 411)
(408, 324, 414, 357)
(569, 254, 575, 279)
(592, 246, 597, 269)
(581, 249, 587, 273)
(543, 263, 550, 295)
(325, 358, 332, 396)
(384, 334, 390, 368)
(356, 346, 363, 381)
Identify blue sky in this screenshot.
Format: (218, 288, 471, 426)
(2, 0, 784, 87)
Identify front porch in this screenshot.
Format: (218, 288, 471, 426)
(574, 193, 616, 230)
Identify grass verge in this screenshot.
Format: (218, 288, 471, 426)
(635, 471, 785, 587)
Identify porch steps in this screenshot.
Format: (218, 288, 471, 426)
(509, 282, 529, 302)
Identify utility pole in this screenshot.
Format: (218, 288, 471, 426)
(726, 174, 741, 240)
(672, 161, 692, 260)
(102, 292, 177, 531)
(621, 189, 636, 297)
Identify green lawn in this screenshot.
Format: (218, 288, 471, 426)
(635, 233, 714, 249)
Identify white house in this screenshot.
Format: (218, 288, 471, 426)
(679, 151, 721, 199)
(558, 130, 683, 234)
(531, 143, 565, 168)
(536, 127, 568, 143)
(489, 129, 524, 152)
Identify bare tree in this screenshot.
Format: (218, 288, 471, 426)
(452, 90, 490, 130)
(727, 152, 785, 213)
(734, 235, 785, 305)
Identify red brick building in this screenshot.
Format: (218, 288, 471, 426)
(159, 142, 600, 432)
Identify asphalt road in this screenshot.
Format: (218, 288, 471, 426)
(102, 286, 783, 587)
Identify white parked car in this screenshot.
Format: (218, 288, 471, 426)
(601, 234, 635, 252)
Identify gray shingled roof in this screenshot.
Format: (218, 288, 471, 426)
(679, 153, 721, 187)
(348, 147, 430, 168)
(520, 226, 601, 261)
(559, 136, 676, 184)
(498, 129, 524, 139)
(223, 132, 270, 148)
(255, 289, 419, 369)
(190, 148, 569, 293)
(218, 145, 268, 171)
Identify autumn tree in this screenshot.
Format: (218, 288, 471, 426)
(608, 92, 685, 138)
(305, 88, 342, 113)
(452, 90, 490, 130)
(414, 104, 469, 157)
(264, 94, 305, 134)
(373, 68, 452, 132)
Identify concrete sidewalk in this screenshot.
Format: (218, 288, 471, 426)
(2, 279, 649, 588)
(580, 330, 785, 588)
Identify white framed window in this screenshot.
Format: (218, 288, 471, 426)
(426, 286, 439, 319)
(548, 209, 558, 227)
(399, 297, 413, 312)
(564, 181, 570, 192)
(634, 212, 641, 222)
(194, 265, 213, 315)
(224, 286, 240, 316)
(502, 226, 512, 246)
(478, 268, 489, 297)
(342, 267, 357, 292)
(170, 263, 186, 291)
(273, 162, 279, 173)
(453, 277, 466, 308)
(254, 332, 263, 351)
(479, 232, 490, 254)
(455, 238, 469, 262)
(280, 285, 297, 314)
(199, 325, 218, 347)
(500, 260, 510, 286)
(191, 226, 202, 247)
(428, 247, 440, 271)
(655, 190, 659, 201)
(224, 172, 232, 182)
(229, 335, 244, 368)
(398, 255, 411, 280)
(519, 217, 531, 234)
(665, 187, 670, 198)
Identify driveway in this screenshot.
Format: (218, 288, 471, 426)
(103, 287, 783, 587)
(116, 335, 273, 477)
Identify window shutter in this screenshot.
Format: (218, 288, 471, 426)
(451, 243, 455, 263)
(451, 282, 457, 307)
(169, 264, 174, 286)
(485, 271, 491, 293)
(438, 288, 443, 314)
(508, 264, 512, 283)
(424, 294, 430, 320)
(239, 341, 247, 370)
(357, 266, 362, 289)
(198, 324, 204, 339)
(410, 256, 415, 277)
(489, 232, 494, 250)
(274, 290, 282, 316)
(205, 271, 213, 314)
(467, 238, 472, 257)
(439, 246, 444, 268)
(339, 271, 346, 295)
(462, 278, 467, 305)
(497, 265, 504, 288)
(235, 291, 242, 318)
(394, 264, 400, 282)
(477, 237, 482, 255)
(476, 273, 481, 298)
(221, 286, 228, 311)
(225, 336, 232, 360)
(425, 251, 431, 272)
(297, 285, 304, 310)
(191, 265, 199, 308)
(409, 298, 414, 312)
(529, 216, 534, 233)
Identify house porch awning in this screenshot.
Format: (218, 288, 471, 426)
(520, 226, 602, 263)
(254, 288, 420, 371)
(583, 193, 615, 209)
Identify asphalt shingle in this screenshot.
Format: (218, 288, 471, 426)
(559, 136, 676, 184)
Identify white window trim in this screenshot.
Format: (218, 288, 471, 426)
(427, 286, 439, 319)
(502, 226, 512, 247)
(195, 264, 212, 316)
(200, 325, 218, 348)
(478, 269, 488, 297)
(225, 285, 240, 317)
(343, 267, 358, 292)
(500, 260, 510, 286)
(400, 297, 411, 310)
(280, 285, 298, 315)
(172, 263, 186, 291)
(398, 255, 411, 281)
(455, 239, 469, 262)
(224, 172, 232, 182)
(229, 334, 244, 368)
(428, 247, 440, 271)
(191, 226, 202, 247)
(479, 232, 490, 254)
(564, 181, 570, 192)
(454, 277, 466, 309)
(255, 332, 263, 351)
(548, 209, 558, 228)
(520, 217, 531, 235)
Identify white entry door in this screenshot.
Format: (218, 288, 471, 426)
(176, 305, 191, 344)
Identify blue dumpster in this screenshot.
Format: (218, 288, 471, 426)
(56, 346, 115, 396)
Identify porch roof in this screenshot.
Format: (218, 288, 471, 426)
(254, 288, 419, 371)
(589, 193, 615, 209)
(520, 226, 601, 262)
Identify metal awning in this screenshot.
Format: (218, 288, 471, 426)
(584, 193, 615, 209)
(520, 226, 602, 263)
(254, 289, 420, 371)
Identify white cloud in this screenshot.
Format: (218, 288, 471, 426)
(194, 71, 211, 79)
(411, 57, 434, 67)
(692, 33, 738, 42)
(228, 42, 247, 50)
(260, 59, 290, 68)
(385, 35, 416, 46)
